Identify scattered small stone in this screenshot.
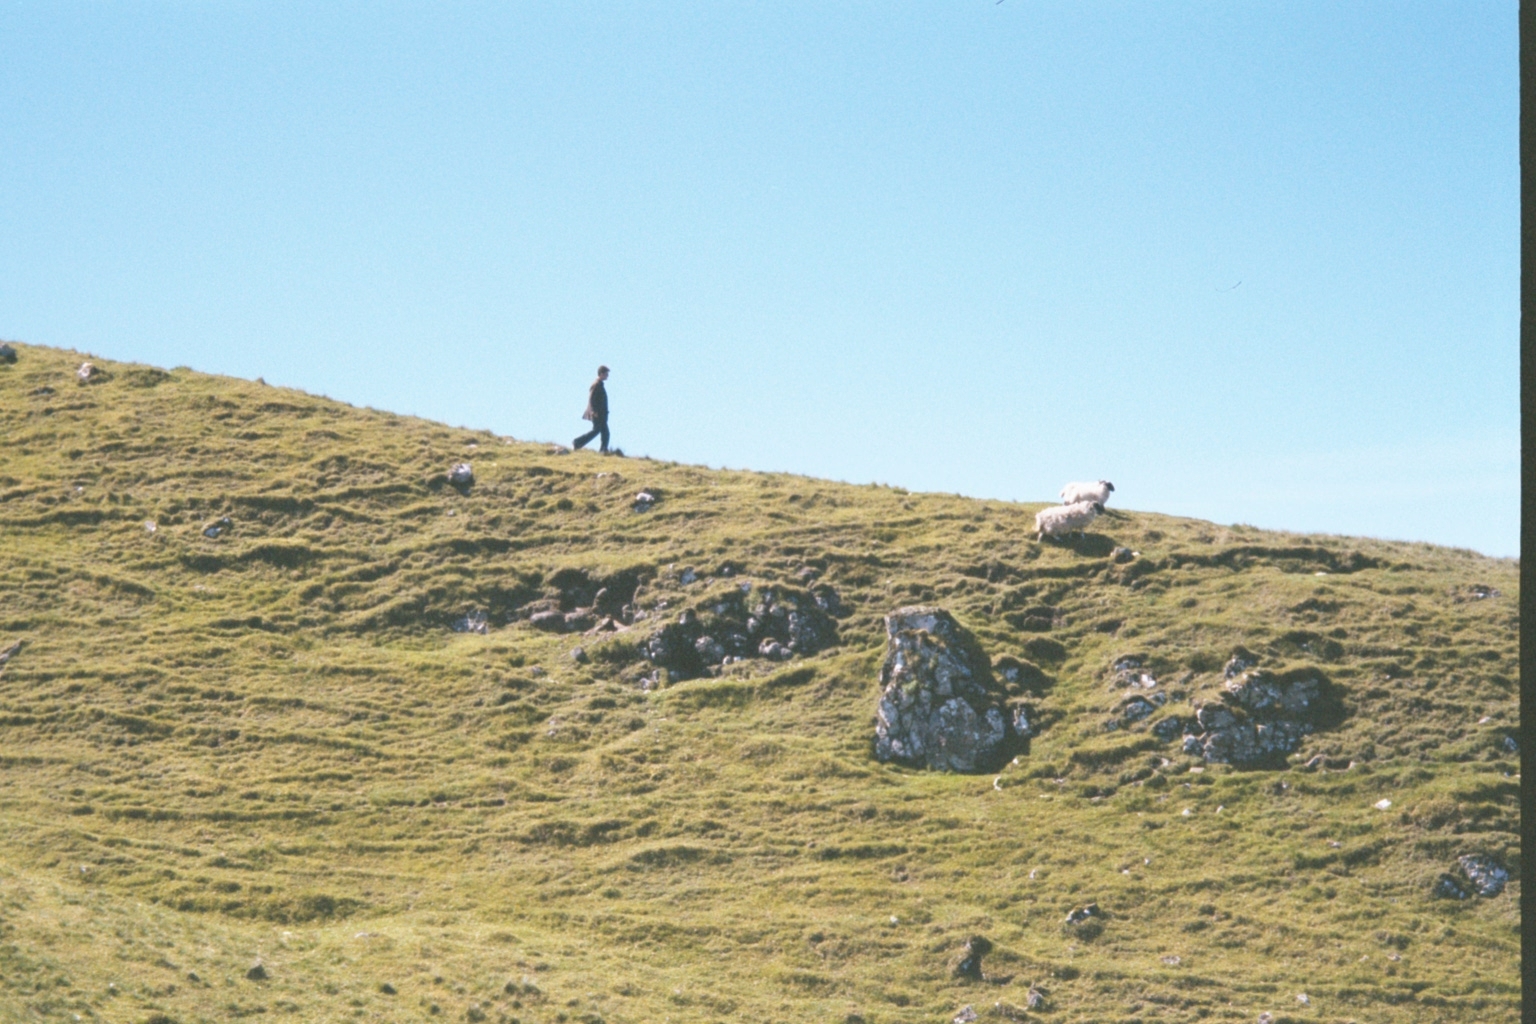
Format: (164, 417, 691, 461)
(528, 666, 545, 677)
(0, 343, 15, 363)
(570, 646, 588, 664)
(952, 1006, 978, 1024)
(679, 566, 698, 585)
(1257, 1014, 1274, 1024)
(379, 982, 397, 994)
(1111, 546, 1134, 563)
(202, 516, 232, 539)
(448, 462, 474, 487)
(633, 490, 657, 511)
(1296, 993, 1310, 1005)
(144, 520, 157, 533)
(1025, 988, 1046, 1010)
(76, 362, 96, 382)
(951, 935, 992, 979)
(1064, 903, 1099, 925)
(0, 640, 23, 672)
(1502, 735, 1518, 754)
(1469, 584, 1499, 599)
(548, 445, 570, 455)
(562, 610, 595, 632)
(1373, 799, 1392, 810)
(246, 962, 268, 981)
(1160, 955, 1181, 966)
(452, 610, 489, 635)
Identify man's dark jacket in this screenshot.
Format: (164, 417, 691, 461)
(583, 380, 608, 422)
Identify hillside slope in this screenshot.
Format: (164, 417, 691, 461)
(0, 342, 1519, 1024)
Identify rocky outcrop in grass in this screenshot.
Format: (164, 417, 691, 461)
(1184, 666, 1344, 768)
(874, 607, 1024, 772)
(0, 343, 1519, 1024)
(640, 583, 837, 681)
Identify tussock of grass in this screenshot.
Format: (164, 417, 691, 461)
(0, 342, 1519, 1022)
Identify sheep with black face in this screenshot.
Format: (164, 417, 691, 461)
(1059, 479, 1114, 506)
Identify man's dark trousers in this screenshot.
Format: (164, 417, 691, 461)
(574, 418, 609, 452)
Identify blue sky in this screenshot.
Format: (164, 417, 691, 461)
(0, 2, 1518, 556)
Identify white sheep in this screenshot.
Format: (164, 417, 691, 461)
(1060, 480, 1114, 506)
(1035, 500, 1104, 541)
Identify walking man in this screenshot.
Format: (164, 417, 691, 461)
(573, 365, 611, 453)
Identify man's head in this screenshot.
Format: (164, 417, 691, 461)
(597, 365, 610, 380)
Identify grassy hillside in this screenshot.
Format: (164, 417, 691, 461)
(0, 342, 1519, 1024)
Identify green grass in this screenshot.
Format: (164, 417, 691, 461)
(0, 341, 1519, 1023)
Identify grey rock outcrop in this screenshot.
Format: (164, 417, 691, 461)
(523, 568, 645, 634)
(1223, 648, 1258, 679)
(1450, 854, 1508, 897)
(1182, 668, 1340, 768)
(0, 343, 15, 363)
(639, 584, 837, 682)
(1103, 656, 1166, 730)
(529, 610, 566, 632)
(1432, 873, 1470, 900)
(452, 609, 489, 634)
(874, 607, 1021, 773)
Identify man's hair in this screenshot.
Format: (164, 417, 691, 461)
(597, 365, 609, 375)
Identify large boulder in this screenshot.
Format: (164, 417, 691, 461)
(874, 607, 1019, 773)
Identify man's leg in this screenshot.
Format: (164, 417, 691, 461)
(573, 425, 600, 449)
(598, 420, 610, 452)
